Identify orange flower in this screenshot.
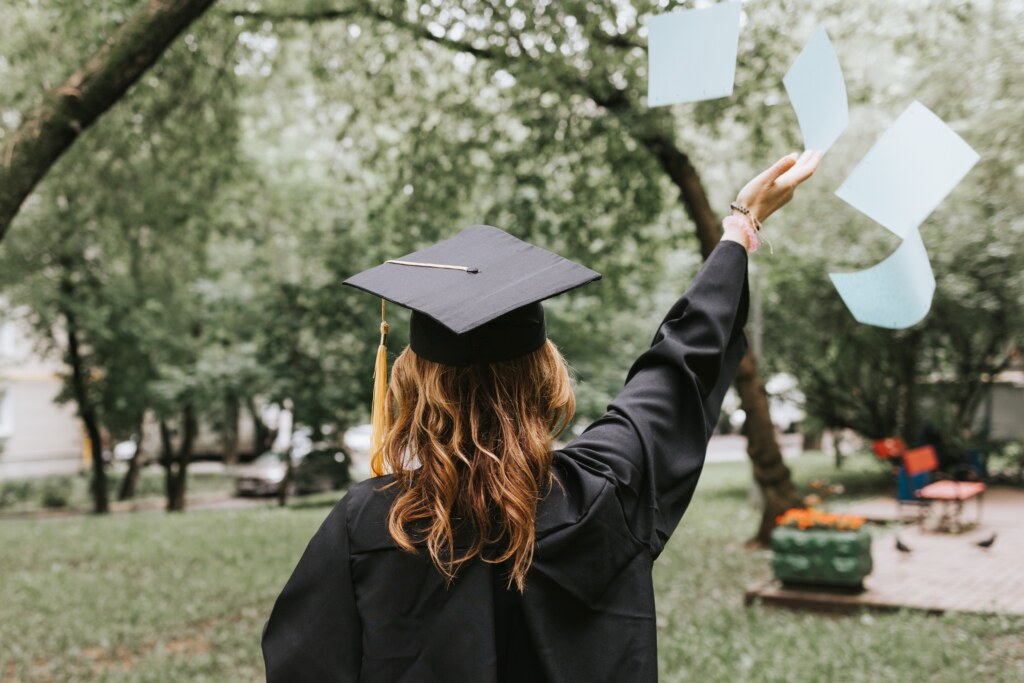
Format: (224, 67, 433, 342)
(776, 507, 865, 531)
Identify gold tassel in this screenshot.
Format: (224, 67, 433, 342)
(369, 299, 390, 476)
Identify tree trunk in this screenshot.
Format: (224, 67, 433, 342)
(635, 128, 803, 545)
(161, 404, 196, 512)
(60, 270, 108, 514)
(222, 392, 241, 465)
(586, 88, 803, 543)
(117, 414, 146, 500)
(247, 396, 277, 456)
(118, 445, 143, 501)
(734, 351, 803, 544)
(160, 420, 178, 508)
(277, 451, 294, 508)
(832, 431, 844, 470)
(0, 0, 217, 239)
(898, 333, 920, 442)
(276, 404, 296, 507)
(168, 403, 197, 511)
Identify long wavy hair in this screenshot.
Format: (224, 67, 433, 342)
(378, 340, 575, 591)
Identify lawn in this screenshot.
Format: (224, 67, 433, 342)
(1, 453, 1021, 682)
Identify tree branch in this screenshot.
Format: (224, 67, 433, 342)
(222, 7, 362, 24)
(0, 0, 218, 240)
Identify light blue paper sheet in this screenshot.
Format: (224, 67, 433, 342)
(828, 229, 935, 329)
(835, 101, 980, 238)
(647, 3, 742, 107)
(784, 27, 848, 152)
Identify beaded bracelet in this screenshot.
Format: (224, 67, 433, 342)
(729, 202, 763, 232)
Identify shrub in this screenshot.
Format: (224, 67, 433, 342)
(0, 480, 36, 509)
(39, 477, 74, 509)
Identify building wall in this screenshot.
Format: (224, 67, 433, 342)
(0, 376, 84, 479)
(0, 311, 85, 480)
(986, 382, 1024, 441)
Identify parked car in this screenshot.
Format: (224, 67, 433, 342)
(234, 452, 288, 496)
(234, 448, 350, 497)
(292, 448, 350, 493)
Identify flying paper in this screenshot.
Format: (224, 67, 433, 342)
(784, 27, 848, 152)
(835, 101, 980, 238)
(647, 3, 742, 107)
(828, 229, 935, 329)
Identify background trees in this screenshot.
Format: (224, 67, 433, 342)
(761, 0, 1024, 451)
(0, 5, 242, 511)
(1, 0, 1019, 538)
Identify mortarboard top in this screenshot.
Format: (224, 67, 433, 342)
(343, 225, 601, 366)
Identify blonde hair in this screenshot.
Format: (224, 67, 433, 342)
(378, 340, 575, 591)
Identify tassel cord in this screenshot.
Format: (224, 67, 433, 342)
(370, 300, 391, 476)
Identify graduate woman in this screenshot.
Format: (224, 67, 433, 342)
(262, 150, 822, 682)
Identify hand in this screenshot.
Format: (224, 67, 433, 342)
(734, 150, 823, 224)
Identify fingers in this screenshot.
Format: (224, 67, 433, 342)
(777, 149, 823, 187)
(755, 152, 800, 186)
(734, 150, 824, 223)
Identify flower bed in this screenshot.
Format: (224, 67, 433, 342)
(771, 509, 873, 590)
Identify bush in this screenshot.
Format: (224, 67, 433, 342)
(135, 471, 166, 498)
(39, 477, 73, 509)
(987, 440, 1023, 484)
(0, 479, 36, 509)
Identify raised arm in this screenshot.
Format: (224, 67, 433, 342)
(559, 151, 822, 556)
(558, 241, 748, 554)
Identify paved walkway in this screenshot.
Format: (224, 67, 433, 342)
(748, 487, 1024, 615)
(704, 433, 804, 463)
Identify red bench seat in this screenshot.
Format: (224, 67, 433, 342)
(916, 480, 986, 501)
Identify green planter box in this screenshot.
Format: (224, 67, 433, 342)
(771, 526, 873, 590)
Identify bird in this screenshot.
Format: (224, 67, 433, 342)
(976, 533, 997, 549)
(895, 536, 913, 553)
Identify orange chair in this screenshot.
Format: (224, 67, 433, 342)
(901, 446, 985, 531)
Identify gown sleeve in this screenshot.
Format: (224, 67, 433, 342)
(262, 496, 362, 682)
(559, 240, 750, 556)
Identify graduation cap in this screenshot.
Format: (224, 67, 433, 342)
(343, 225, 601, 469)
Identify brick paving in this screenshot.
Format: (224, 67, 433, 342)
(747, 487, 1024, 615)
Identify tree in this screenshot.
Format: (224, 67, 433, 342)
(0, 7, 242, 512)
(761, 0, 1023, 452)
(233, 0, 802, 542)
(0, 0, 218, 238)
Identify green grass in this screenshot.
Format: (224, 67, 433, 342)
(0, 453, 1021, 682)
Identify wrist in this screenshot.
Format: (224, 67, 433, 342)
(722, 215, 758, 253)
(730, 202, 763, 231)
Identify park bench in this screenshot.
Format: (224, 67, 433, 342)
(900, 445, 986, 531)
(873, 438, 986, 531)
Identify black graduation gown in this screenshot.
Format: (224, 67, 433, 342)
(262, 240, 750, 682)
